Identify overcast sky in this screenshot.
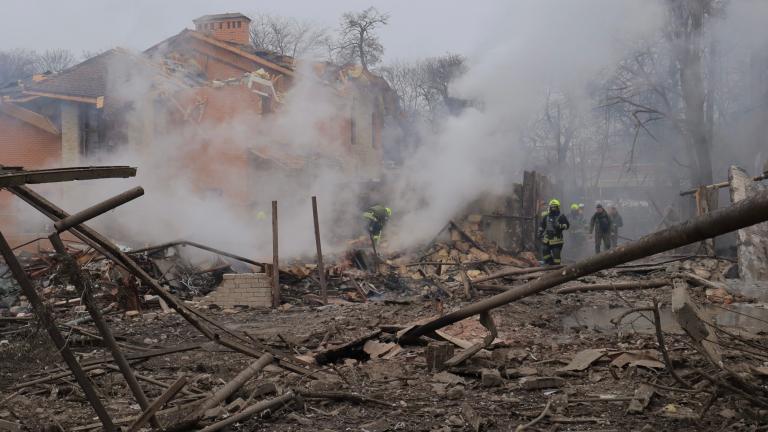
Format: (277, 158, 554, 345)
(0, 0, 507, 62)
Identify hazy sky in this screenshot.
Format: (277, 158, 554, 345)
(0, 0, 506, 61)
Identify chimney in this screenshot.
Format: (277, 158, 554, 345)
(193, 13, 252, 45)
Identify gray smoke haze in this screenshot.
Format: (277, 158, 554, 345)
(388, 1, 665, 248)
(13, 0, 768, 259)
(67, 60, 363, 261)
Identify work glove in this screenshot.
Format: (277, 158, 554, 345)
(559, 224, 568, 230)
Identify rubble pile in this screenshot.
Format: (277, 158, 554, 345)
(2, 166, 768, 431)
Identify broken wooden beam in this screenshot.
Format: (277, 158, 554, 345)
(398, 188, 768, 344)
(557, 279, 668, 294)
(50, 232, 158, 428)
(680, 170, 768, 196)
(200, 353, 274, 411)
(0, 165, 136, 187)
(312, 196, 328, 303)
(271, 200, 280, 308)
(671, 279, 723, 367)
(54, 187, 144, 232)
(126, 376, 188, 432)
(0, 231, 116, 431)
(197, 391, 296, 432)
(470, 265, 562, 284)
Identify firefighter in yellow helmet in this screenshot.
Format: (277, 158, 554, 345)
(363, 205, 391, 252)
(537, 199, 570, 265)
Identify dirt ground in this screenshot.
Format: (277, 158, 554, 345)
(2, 263, 766, 432)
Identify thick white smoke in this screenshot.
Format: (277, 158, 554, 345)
(388, 1, 665, 248)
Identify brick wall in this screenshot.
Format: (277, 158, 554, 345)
(164, 85, 262, 204)
(0, 111, 61, 168)
(199, 273, 272, 308)
(0, 111, 61, 247)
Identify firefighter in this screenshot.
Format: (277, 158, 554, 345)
(608, 205, 624, 247)
(569, 203, 585, 226)
(589, 203, 612, 253)
(537, 199, 570, 265)
(363, 205, 391, 250)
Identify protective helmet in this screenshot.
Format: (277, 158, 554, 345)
(579, 203, 585, 209)
(385, 207, 392, 217)
(570, 203, 579, 210)
(549, 199, 561, 207)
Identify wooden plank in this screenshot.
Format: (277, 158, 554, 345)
(558, 349, 605, 371)
(671, 279, 723, 367)
(627, 383, 655, 414)
(126, 376, 188, 432)
(271, 200, 280, 308)
(433, 330, 474, 349)
(0, 166, 136, 187)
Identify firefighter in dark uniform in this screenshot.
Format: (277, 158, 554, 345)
(538, 199, 570, 265)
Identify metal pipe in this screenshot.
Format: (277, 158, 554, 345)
(54, 186, 144, 232)
(399, 189, 768, 343)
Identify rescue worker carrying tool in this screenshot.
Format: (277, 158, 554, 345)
(589, 203, 612, 253)
(537, 199, 570, 265)
(363, 204, 391, 255)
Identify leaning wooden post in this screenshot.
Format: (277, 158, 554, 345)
(49, 233, 159, 429)
(312, 196, 327, 303)
(271, 200, 280, 308)
(0, 231, 116, 431)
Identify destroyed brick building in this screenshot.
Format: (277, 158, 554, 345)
(4, 4, 768, 432)
(0, 12, 397, 246)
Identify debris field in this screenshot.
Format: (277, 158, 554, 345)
(1, 165, 768, 432)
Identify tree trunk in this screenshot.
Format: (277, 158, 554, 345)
(676, 0, 714, 186)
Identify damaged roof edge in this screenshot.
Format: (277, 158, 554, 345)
(145, 29, 295, 78)
(0, 101, 60, 135)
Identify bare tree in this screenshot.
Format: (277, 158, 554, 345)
(381, 53, 468, 128)
(249, 13, 328, 59)
(36, 49, 76, 73)
(334, 7, 389, 71)
(422, 54, 468, 114)
(0, 49, 38, 85)
(604, 0, 723, 187)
